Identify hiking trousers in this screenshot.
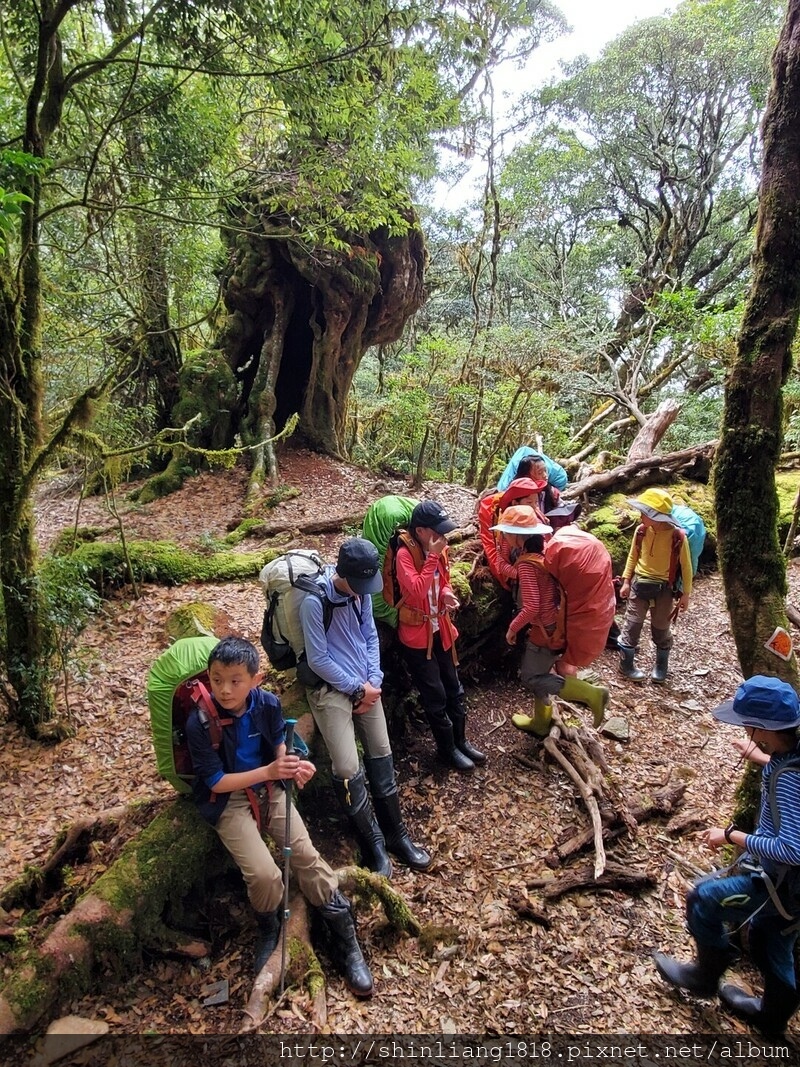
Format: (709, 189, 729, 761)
(519, 642, 563, 700)
(306, 686, 392, 780)
(403, 632, 463, 730)
(687, 868, 798, 988)
(215, 788, 337, 913)
(619, 586, 674, 651)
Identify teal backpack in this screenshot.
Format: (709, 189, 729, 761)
(671, 504, 706, 583)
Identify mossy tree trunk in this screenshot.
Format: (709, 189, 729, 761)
(0, 3, 128, 735)
(714, 0, 800, 681)
(0, 6, 57, 734)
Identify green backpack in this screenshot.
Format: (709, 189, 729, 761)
(147, 636, 221, 795)
(362, 495, 417, 626)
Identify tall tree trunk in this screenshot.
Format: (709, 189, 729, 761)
(715, 0, 800, 680)
(0, 162, 57, 732)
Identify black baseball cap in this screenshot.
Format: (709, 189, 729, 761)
(336, 537, 383, 595)
(410, 501, 457, 535)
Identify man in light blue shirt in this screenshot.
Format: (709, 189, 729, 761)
(300, 537, 431, 878)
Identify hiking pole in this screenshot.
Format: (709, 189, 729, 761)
(279, 718, 297, 996)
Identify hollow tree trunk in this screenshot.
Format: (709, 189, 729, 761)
(714, 0, 800, 680)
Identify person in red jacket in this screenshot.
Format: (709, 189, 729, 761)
(395, 500, 486, 773)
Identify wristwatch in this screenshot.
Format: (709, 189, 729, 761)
(350, 686, 366, 705)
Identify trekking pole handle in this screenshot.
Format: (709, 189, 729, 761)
(283, 719, 297, 785)
(284, 718, 297, 756)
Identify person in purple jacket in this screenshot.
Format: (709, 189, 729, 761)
(653, 675, 800, 1035)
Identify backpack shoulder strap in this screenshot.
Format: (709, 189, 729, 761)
(768, 754, 800, 834)
(189, 677, 232, 750)
(294, 573, 351, 632)
(669, 526, 687, 587)
(397, 528, 424, 570)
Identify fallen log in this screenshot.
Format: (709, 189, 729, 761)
(528, 861, 657, 899)
(563, 442, 716, 500)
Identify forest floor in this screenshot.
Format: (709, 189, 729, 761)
(2, 447, 799, 1040)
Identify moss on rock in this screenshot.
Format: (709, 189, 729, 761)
(49, 527, 106, 556)
(164, 603, 219, 640)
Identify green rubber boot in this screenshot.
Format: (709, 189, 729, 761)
(512, 699, 553, 737)
(559, 675, 610, 728)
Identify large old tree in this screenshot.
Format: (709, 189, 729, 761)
(714, 0, 800, 682)
(204, 199, 426, 472)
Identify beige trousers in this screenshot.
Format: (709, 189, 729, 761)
(306, 687, 392, 779)
(214, 788, 337, 913)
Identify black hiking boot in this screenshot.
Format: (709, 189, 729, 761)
(619, 643, 646, 683)
(651, 647, 670, 685)
(317, 890, 374, 998)
(450, 706, 487, 765)
(431, 721, 475, 772)
(253, 907, 281, 973)
(365, 755, 432, 870)
(720, 974, 800, 1036)
(332, 767, 392, 878)
(653, 944, 736, 996)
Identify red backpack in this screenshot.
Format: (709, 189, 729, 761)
(520, 526, 616, 667)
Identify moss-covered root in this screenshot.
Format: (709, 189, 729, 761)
(289, 937, 327, 1028)
(0, 801, 221, 1039)
(337, 865, 421, 936)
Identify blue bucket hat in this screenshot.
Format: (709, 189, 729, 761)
(712, 675, 800, 731)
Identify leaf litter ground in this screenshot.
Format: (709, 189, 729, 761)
(3, 449, 799, 1038)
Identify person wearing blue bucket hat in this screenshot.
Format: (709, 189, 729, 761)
(653, 675, 800, 1035)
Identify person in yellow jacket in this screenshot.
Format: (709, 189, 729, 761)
(618, 488, 692, 685)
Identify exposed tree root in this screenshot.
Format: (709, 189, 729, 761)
(239, 867, 419, 1033)
(1, 801, 164, 912)
(0, 801, 222, 1040)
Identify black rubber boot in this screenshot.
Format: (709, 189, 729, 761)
(332, 767, 392, 878)
(720, 973, 800, 1036)
(653, 944, 735, 995)
(365, 755, 432, 870)
(253, 907, 281, 973)
(619, 643, 646, 683)
(651, 647, 670, 685)
(316, 890, 374, 998)
(430, 720, 475, 772)
(450, 706, 487, 765)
